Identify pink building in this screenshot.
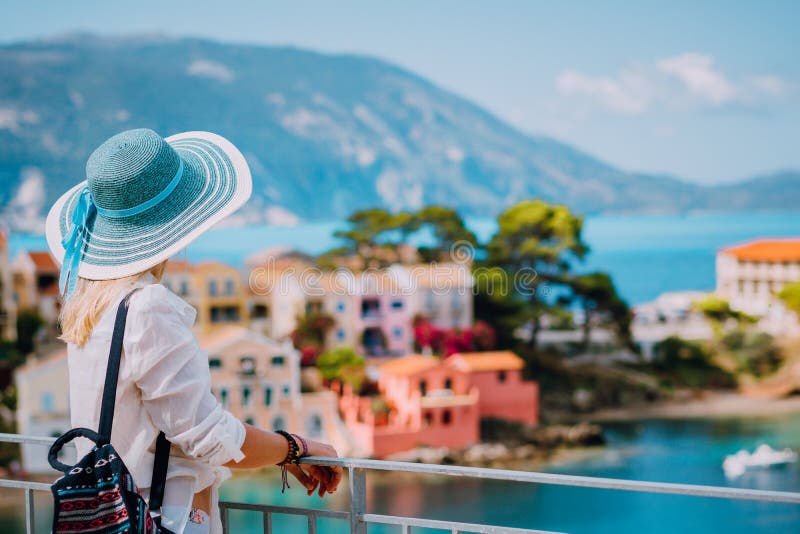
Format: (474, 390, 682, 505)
(320, 270, 414, 357)
(447, 351, 539, 426)
(337, 355, 480, 457)
(337, 351, 539, 458)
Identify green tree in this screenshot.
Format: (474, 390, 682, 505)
(415, 206, 477, 262)
(569, 272, 632, 351)
(485, 200, 588, 349)
(778, 282, 800, 315)
(16, 309, 44, 356)
(316, 346, 366, 391)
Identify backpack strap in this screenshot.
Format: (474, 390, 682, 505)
(96, 287, 172, 521)
(97, 288, 141, 443)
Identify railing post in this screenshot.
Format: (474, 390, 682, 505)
(348, 466, 367, 534)
(25, 488, 34, 534)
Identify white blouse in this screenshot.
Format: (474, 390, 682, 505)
(67, 274, 246, 534)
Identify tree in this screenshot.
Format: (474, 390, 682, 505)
(332, 208, 414, 267)
(778, 282, 800, 315)
(692, 295, 755, 337)
(316, 346, 366, 391)
(290, 312, 336, 366)
(569, 272, 632, 351)
(16, 310, 44, 356)
(415, 206, 477, 262)
(484, 200, 588, 350)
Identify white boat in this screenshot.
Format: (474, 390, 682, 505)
(723, 444, 798, 478)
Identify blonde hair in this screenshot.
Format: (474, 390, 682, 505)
(59, 261, 167, 347)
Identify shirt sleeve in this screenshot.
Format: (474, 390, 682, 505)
(125, 284, 246, 466)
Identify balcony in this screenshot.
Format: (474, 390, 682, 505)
(2, 432, 800, 533)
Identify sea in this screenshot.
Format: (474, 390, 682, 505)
(3, 212, 800, 532)
(3, 415, 797, 533)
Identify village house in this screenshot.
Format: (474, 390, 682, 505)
(11, 250, 61, 326)
(336, 351, 538, 458)
(716, 238, 800, 334)
(246, 248, 315, 341)
(0, 230, 17, 341)
(162, 260, 248, 336)
(200, 325, 356, 455)
(14, 347, 73, 473)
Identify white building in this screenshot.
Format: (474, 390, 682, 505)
(14, 347, 74, 474)
(716, 239, 800, 333)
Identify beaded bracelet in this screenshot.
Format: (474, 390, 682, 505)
(292, 433, 309, 458)
(275, 430, 301, 492)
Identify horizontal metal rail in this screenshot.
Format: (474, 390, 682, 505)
(2, 432, 799, 534)
(300, 456, 800, 504)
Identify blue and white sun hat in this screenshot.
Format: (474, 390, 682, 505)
(45, 128, 252, 298)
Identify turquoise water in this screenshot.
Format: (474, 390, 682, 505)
(1, 415, 798, 532)
(219, 414, 800, 534)
(9, 212, 800, 305)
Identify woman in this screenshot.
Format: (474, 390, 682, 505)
(45, 128, 343, 534)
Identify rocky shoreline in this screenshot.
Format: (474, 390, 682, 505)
(385, 422, 605, 468)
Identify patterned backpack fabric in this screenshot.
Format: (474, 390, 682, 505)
(48, 289, 175, 533)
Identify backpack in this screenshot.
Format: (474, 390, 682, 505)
(48, 289, 175, 533)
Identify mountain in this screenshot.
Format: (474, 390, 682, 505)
(0, 34, 795, 231)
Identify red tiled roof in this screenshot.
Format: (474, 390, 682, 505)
(447, 351, 525, 372)
(28, 251, 58, 272)
(379, 355, 441, 377)
(721, 239, 800, 262)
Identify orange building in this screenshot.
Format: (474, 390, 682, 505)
(11, 250, 61, 326)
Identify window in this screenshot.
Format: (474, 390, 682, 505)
(220, 388, 229, 407)
(209, 357, 222, 369)
(442, 409, 452, 426)
(179, 279, 189, 296)
(498, 370, 507, 383)
(306, 414, 323, 437)
(282, 383, 291, 396)
(271, 355, 285, 367)
(393, 326, 403, 339)
(419, 380, 427, 396)
(242, 386, 251, 407)
(245, 417, 255, 426)
(391, 300, 404, 310)
(209, 280, 218, 297)
(444, 378, 453, 390)
(252, 304, 269, 319)
(272, 415, 286, 431)
(423, 412, 433, 426)
(225, 278, 235, 296)
(337, 328, 345, 341)
(336, 301, 346, 313)
(240, 357, 256, 375)
(41, 392, 54, 413)
(264, 386, 272, 406)
(211, 306, 240, 323)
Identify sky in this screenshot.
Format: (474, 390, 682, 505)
(1, 0, 798, 184)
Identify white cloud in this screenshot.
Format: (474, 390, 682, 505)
(556, 68, 652, 115)
(3, 167, 47, 232)
(750, 75, 790, 97)
(555, 53, 790, 115)
(656, 53, 736, 105)
(186, 59, 235, 83)
(0, 108, 39, 132)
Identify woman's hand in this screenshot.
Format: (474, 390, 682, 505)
(285, 439, 344, 497)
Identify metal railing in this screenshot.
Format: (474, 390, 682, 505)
(2, 432, 800, 534)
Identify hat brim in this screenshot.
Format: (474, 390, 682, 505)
(45, 131, 252, 280)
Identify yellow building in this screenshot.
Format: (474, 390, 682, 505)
(162, 260, 248, 336)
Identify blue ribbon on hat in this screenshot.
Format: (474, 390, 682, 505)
(59, 187, 96, 299)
